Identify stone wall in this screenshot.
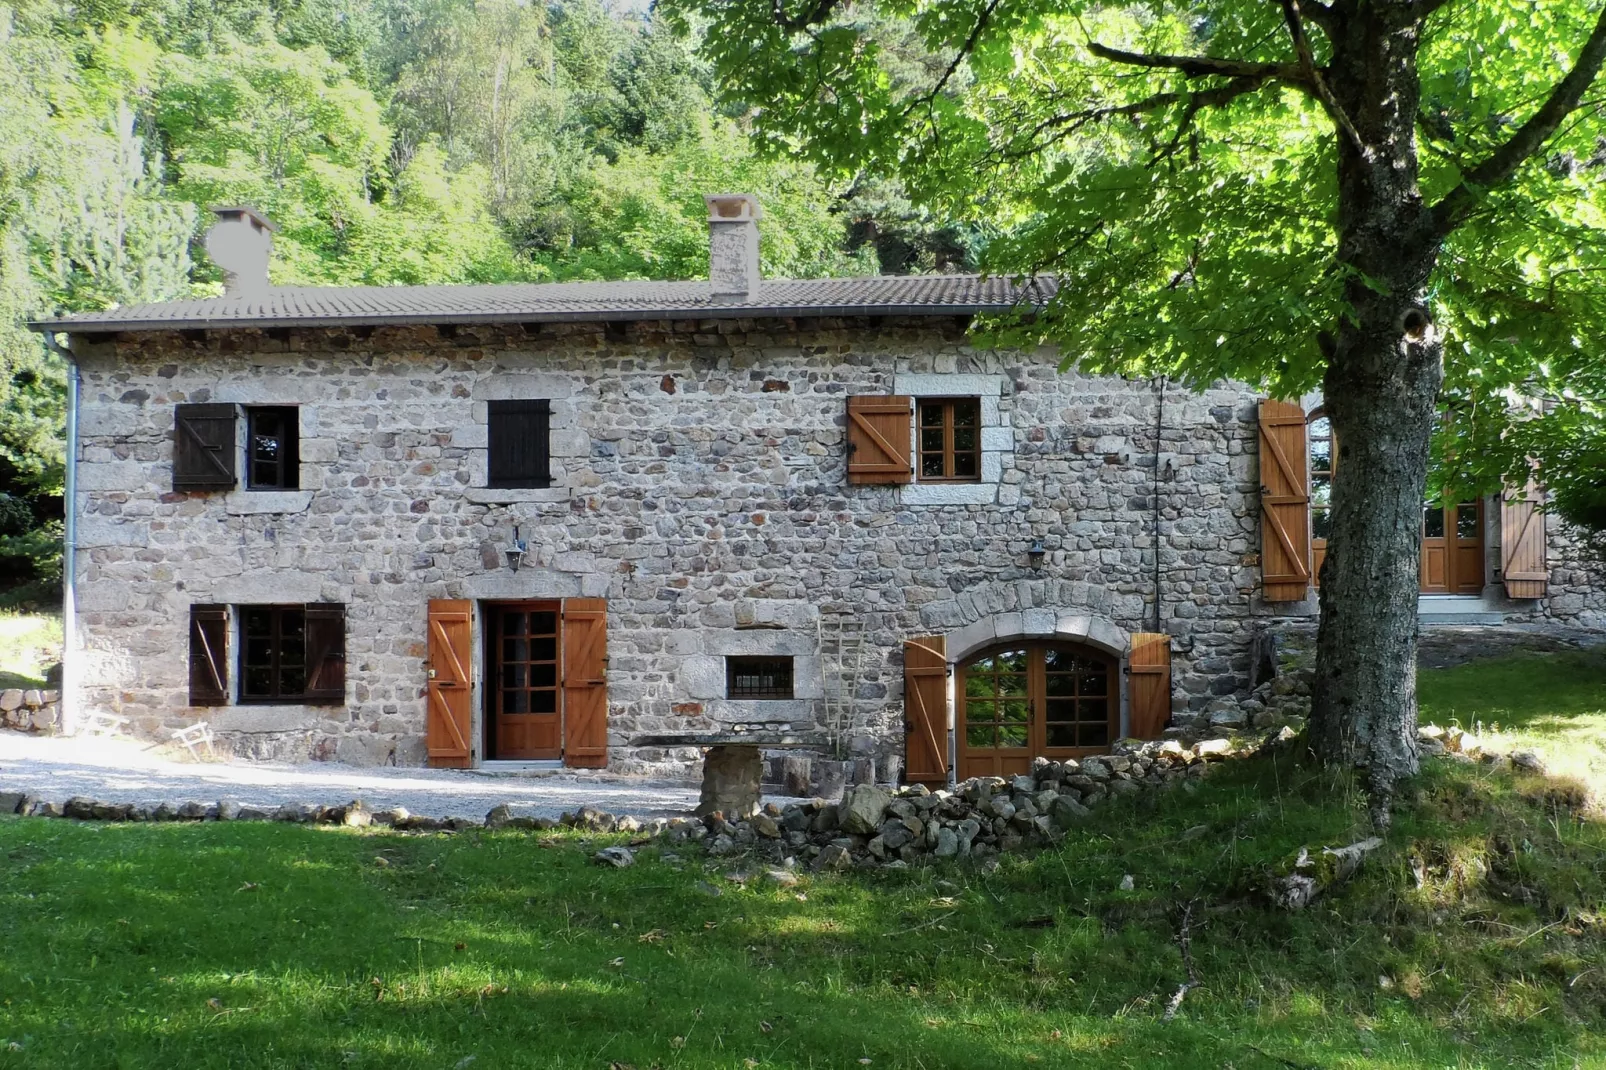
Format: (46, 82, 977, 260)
(65, 315, 1604, 771)
(1, 688, 62, 734)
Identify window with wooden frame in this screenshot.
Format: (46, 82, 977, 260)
(1308, 411, 1334, 544)
(917, 398, 981, 482)
(237, 603, 345, 705)
(726, 656, 794, 699)
(246, 406, 299, 490)
(487, 400, 552, 489)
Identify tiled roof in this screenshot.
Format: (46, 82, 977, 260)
(30, 274, 1055, 334)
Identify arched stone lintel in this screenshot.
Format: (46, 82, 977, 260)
(947, 609, 1129, 664)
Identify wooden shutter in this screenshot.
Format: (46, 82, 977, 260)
(303, 603, 346, 704)
(562, 597, 608, 768)
(188, 604, 229, 707)
(487, 400, 551, 489)
(173, 404, 238, 491)
(846, 395, 913, 484)
(426, 599, 474, 768)
(1258, 399, 1311, 601)
(903, 635, 949, 785)
(1127, 633, 1171, 740)
(1501, 482, 1548, 599)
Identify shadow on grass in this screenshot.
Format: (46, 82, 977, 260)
(1, 751, 1604, 1068)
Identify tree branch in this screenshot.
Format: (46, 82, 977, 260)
(903, 0, 1006, 118)
(1431, 1, 1606, 234)
(1004, 77, 1271, 160)
(770, 0, 842, 33)
(1278, 0, 1370, 158)
(1087, 42, 1309, 86)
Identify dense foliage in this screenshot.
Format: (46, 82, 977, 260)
(0, 0, 963, 604)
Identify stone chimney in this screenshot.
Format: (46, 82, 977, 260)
(204, 206, 277, 296)
(705, 194, 761, 298)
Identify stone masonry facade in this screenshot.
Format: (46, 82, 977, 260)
(67, 315, 1605, 771)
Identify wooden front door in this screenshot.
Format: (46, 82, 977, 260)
(485, 601, 562, 760)
(1420, 500, 1484, 595)
(957, 643, 1115, 780)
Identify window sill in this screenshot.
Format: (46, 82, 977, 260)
(465, 487, 570, 504)
(224, 490, 313, 515)
(901, 482, 999, 506)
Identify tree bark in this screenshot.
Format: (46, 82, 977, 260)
(1308, 9, 1442, 824)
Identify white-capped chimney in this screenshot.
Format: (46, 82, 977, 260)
(204, 206, 276, 296)
(705, 193, 761, 298)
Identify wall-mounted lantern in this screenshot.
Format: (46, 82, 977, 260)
(506, 525, 528, 572)
(1028, 540, 1046, 567)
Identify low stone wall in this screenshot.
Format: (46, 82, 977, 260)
(0, 688, 60, 734)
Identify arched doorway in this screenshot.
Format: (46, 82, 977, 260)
(957, 641, 1117, 779)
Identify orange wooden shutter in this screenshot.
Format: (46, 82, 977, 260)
(903, 635, 949, 785)
(1501, 482, 1548, 598)
(847, 395, 913, 484)
(1258, 399, 1312, 601)
(426, 599, 473, 768)
(562, 597, 608, 768)
(1127, 633, 1171, 740)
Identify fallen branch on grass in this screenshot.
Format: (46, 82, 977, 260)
(1162, 899, 1199, 1021)
(1269, 837, 1385, 911)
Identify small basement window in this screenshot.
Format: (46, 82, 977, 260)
(246, 406, 299, 490)
(726, 656, 794, 700)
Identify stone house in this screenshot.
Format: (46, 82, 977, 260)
(31, 197, 1605, 786)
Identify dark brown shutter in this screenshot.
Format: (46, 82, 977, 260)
(173, 404, 239, 491)
(188, 604, 229, 706)
(427, 599, 474, 768)
(1127, 633, 1171, 740)
(1258, 399, 1311, 601)
(1501, 481, 1548, 598)
(562, 598, 609, 768)
(903, 635, 949, 785)
(487, 400, 551, 489)
(847, 395, 913, 484)
(303, 603, 346, 704)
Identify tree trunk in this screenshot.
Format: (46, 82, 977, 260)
(1307, 10, 1442, 824)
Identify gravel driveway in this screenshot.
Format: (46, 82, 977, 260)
(0, 733, 743, 820)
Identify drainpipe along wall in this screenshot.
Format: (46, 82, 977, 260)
(43, 331, 79, 734)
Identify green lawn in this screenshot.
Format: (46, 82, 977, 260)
(1419, 644, 1606, 796)
(2, 749, 1603, 1068)
(0, 610, 61, 690)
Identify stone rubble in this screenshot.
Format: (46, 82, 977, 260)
(0, 689, 61, 735)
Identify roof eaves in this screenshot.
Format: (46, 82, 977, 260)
(27, 301, 1024, 335)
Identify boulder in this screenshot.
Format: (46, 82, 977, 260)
(750, 813, 781, 839)
(812, 843, 852, 871)
(216, 800, 242, 822)
(484, 804, 514, 829)
(0, 689, 21, 711)
(64, 796, 96, 820)
(341, 801, 373, 828)
(0, 791, 30, 815)
(1050, 795, 1091, 829)
(592, 846, 635, 868)
(838, 784, 891, 835)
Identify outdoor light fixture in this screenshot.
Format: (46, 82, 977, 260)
(506, 525, 528, 572)
(1028, 540, 1046, 566)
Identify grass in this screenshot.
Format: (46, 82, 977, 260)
(0, 609, 61, 690)
(0, 648, 1600, 1068)
(1420, 644, 1606, 797)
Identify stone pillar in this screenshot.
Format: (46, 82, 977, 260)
(696, 745, 763, 818)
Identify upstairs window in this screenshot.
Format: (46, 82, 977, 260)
(1308, 412, 1333, 541)
(246, 406, 299, 490)
(726, 656, 794, 700)
(918, 398, 981, 482)
(488, 400, 552, 489)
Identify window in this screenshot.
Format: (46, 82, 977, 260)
(726, 656, 794, 699)
(246, 407, 299, 490)
(234, 603, 346, 705)
(488, 400, 552, 489)
(1308, 413, 1333, 541)
(918, 398, 981, 481)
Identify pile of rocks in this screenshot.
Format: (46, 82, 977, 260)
(0, 689, 60, 734)
(658, 735, 1261, 871)
(1171, 669, 1312, 739)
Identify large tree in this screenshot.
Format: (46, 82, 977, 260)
(668, 0, 1606, 819)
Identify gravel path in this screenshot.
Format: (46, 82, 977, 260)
(0, 734, 769, 820)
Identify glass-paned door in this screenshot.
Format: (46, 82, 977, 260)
(957, 643, 1116, 778)
(485, 601, 562, 759)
